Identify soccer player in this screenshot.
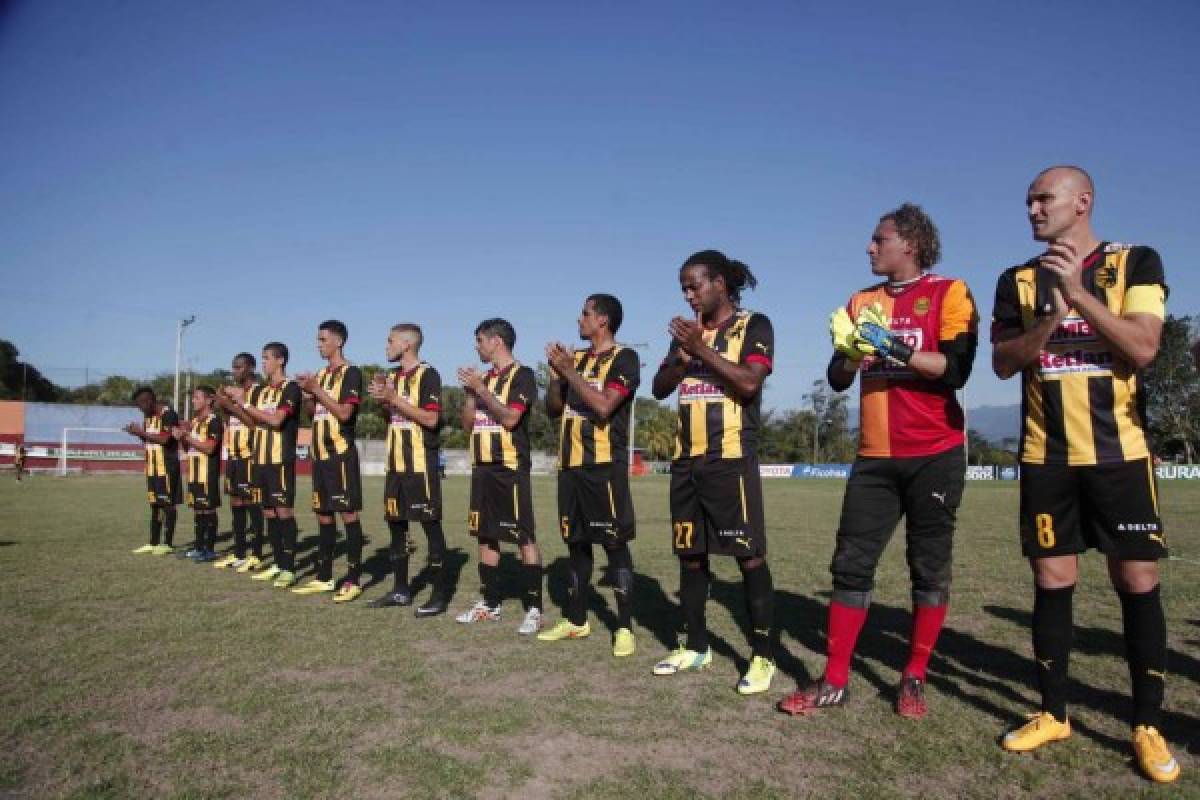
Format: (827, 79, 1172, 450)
(126, 386, 182, 555)
(366, 323, 449, 616)
(213, 353, 266, 571)
(455, 318, 545, 635)
(220, 342, 303, 589)
(173, 386, 224, 562)
(777, 203, 978, 718)
(991, 166, 1178, 783)
(13, 442, 26, 483)
(539, 294, 641, 657)
(292, 321, 367, 603)
(650, 250, 777, 695)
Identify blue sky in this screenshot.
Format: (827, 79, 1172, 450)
(2, 0, 1197, 409)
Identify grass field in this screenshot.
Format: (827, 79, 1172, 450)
(1, 473, 1197, 799)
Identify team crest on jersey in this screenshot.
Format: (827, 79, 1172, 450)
(1095, 265, 1118, 289)
(913, 297, 931, 316)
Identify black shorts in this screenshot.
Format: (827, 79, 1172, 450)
(146, 470, 182, 507)
(224, 457, 257, 502)
(311, 450, 363, 513)
(558, 464, 635, 545)
(829, 447, 964, 595)
(1020, 458, 1166, 560)
(187, 480, 221, 511)
(469, 464, 535, 545)
(385, 469, 442, 521)
(670, 456, 765, 558)
(254, 462, 296, 509)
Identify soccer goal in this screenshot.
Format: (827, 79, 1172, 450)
(56, 427, 141, 476)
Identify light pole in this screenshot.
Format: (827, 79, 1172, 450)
(173, 315, 196, 412)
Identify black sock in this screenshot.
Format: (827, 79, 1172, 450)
(740, 560, 775, 659)
(205, 515, 219, 552)
(422, 521, 447, 595)
(479, 562, 500, 608)
(249, 505, 264, 558)
(344, 520, 364, 584)
(162, 507, 177, 546)
(267, 516, 283, 567)
(317, 522, 337, 581)
(232, 506, 248, 558)
(607, 544, 634, 630)
(280, 517, 297, 572)
(567, 543, 593, 626)
(191, 518, 204, 552)
(388, 520, 410, 593)
(1118, 586, 1167, 728)
(523, 563, 543, 612)
(1033, 585, 1074, 722)
(150, 508, 162, 545)
(680, 559, 710, 652)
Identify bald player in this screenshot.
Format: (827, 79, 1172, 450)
(992, 166, 1178, 783)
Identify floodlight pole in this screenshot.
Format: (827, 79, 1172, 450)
(173, 315, 196, 412)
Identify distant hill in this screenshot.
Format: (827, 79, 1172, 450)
(965, 404, 1021, 445)
(843, 403, 1021, 445)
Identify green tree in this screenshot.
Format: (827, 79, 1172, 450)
(1143, 313, 1200, 462)
(0, 340, 62, 401)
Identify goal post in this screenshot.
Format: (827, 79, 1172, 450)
(57, 427, 138, 476)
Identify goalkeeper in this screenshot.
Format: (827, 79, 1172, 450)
(778, 203, 978, 720)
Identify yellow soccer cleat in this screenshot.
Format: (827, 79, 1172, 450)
(737, 655, 776, 695)
(251, 564, 281, 582)
(612, 627, 636, 658)
(150, 544, 174, 556)
(291, 578, 335, 595)
(537, 619, 591, 642)
(1133, 725, 1180, 783)
(213, 553, 240, 570)
(652, 646, 712, 676)
(272, 570, 297, 589)
(1002, 712, 1071, 753)
(333, 582, 362, 604)
(132, 544, 156, 554)
(236, 555, 263, 574)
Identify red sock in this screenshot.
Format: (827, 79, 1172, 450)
(904, 604, 948, 680)
(824, 601, 869, 688)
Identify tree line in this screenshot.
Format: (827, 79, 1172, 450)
(4, 316, 1197, 462)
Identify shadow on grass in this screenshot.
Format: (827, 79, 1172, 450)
(0, 541, 14, 547)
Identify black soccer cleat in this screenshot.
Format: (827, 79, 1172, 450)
(368, 590, 413, 608)
(415, 596, 448, 618)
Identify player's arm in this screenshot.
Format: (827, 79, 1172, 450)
(991, 269, 1065, 380)
(297, 371, 360, 423)
(826, 354, 858, 392)
(246, 384, 299, 430)
(180, 427, 219, 455)
(215, 390, 257, 429)
(545, 343, 628, 422)
(371, 372, 440, 430)
(1051, 245, 1165, 369)
(459, 377, 478, 433)
(651, 341, 689, 400)
(670, 315, 770, 402)
(475, 383, 525, 432)
(135, 409, 178, 445)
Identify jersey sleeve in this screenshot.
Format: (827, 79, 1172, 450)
(508, 367, 538, 414)
(607, 349, 641, 397)
(208, 414, 224, 443)
(419, 368, 443, 411)
(161, 408, 180, 427)
(990, 269, 1023, 341)
(742, 313, 774, 372)
(342, 367, 363, 405)
(938, 280, 979, 390)
(279, 382, 302, 416)
(1123, 246, 1167, 318)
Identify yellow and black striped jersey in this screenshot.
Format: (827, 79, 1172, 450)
(250, 380, 302, 466)
(992, 242, 1167, 466)
(223, 384, 257, 460)
(187, 412, 223, 487)
(669, 310, 774, 460)
(143, 405, 181, 478)
(310, 364, 362, 461)
(385, 362, 442, 475)
(470, 363, 537, 470)
(557, 346, 640, 468)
